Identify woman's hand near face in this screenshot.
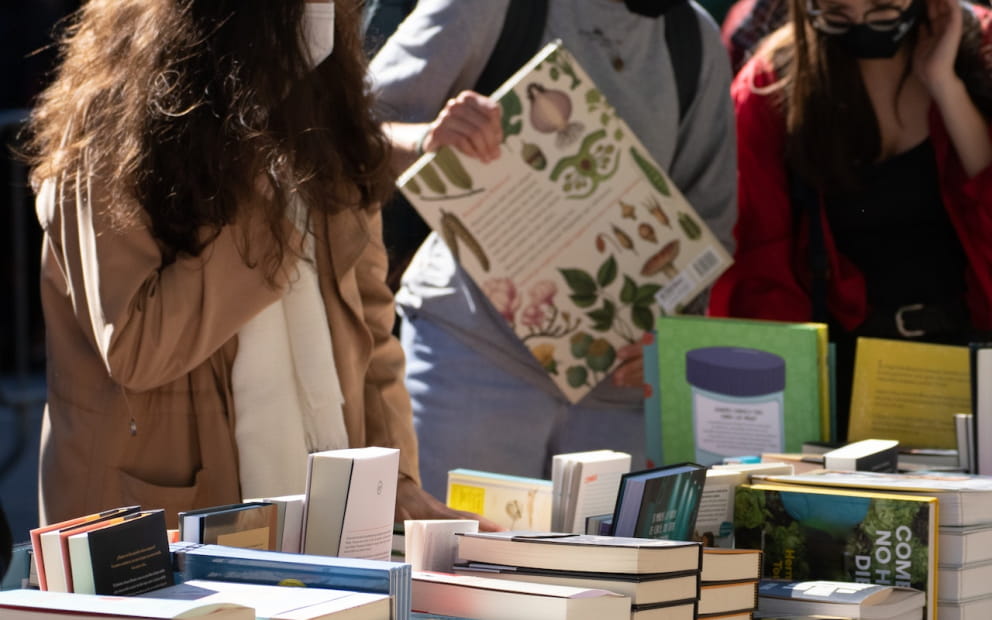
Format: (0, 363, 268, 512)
(913, 0, 963, 94)
(914, 0, 992, 177)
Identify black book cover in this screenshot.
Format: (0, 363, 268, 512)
(85, 509, 174, 595)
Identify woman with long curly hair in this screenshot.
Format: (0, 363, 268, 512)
(27, 0, 482, 528)
(710, 0, 992, 437)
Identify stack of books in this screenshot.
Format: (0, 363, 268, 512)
(0, 580, 392, 619)
(740, 469, 992, 620)
(698, 547, 763, 619)
(173, 542, 412, 619)
(29, 507, 173, 596)
(450, 531, 702, 619)
(756, 580, 925, 619)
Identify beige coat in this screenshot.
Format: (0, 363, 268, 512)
(36, 171, 419, 528)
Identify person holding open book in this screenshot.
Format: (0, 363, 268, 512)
(708, 0, 992, 436)
(369, 0, 737, 499)
(25, 0, 490, 529)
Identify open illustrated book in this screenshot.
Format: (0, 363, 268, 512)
(397, 41, 732, 403)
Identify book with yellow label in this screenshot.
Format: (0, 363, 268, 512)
(446, 469, 552, 531)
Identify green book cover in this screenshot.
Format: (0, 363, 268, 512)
(734, 482, 938, 620)
(655, 316, 829, 466)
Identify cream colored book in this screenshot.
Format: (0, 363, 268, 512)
(302, 447, 400, 561)
(446, 468, 552, 531)
(397, 41, 732, 403)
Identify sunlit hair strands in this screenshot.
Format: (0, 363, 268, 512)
(26, 0, 393, 279)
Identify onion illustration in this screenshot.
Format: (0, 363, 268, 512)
(527, 83, 585, 148)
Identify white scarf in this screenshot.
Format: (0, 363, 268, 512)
(232, 197, 348, 499)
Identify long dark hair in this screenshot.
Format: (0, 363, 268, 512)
(27, 0, 393, 277)
(756, 0, 992, 192)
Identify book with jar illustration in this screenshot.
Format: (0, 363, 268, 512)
(652, 315, 831, 467)
(396, 40, 732, 403)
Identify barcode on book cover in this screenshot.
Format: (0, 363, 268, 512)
(691, 247, 723, 280)
(655, 273, 697, 314)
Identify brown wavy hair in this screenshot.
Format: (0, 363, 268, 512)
(755, 0, 992, 192)
(26, 0, 393, 275)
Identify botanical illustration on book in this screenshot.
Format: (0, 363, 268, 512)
(398, 41, 732, 403)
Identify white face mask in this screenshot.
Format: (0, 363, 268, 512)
(303, 3, 335, 69)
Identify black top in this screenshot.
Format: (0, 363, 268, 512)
(824, 139, 968, 312)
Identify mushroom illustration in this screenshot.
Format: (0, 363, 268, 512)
(640, 239, 681, 278)
(527, 83, 585, 148)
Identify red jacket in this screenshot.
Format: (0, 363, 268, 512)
(709, 15, 992, 332)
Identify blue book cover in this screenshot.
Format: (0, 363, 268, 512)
(174, 543, 411, 620)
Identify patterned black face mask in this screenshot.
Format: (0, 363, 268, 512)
(828, 0, 923, 59)
(624, 0, 688, 18)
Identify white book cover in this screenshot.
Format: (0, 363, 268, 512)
(551, 450, 631, 534)
(144, 580, 391, 620)
(404, 519, 479, 572)
(552, 450, 622, 532)
(303, 447, 399, 561)
(398, 41, 732, 404)
(976, 348, 992, 475)
(0, 588, 253, 620)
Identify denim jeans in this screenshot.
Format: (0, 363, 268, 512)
(401, 312, 647, 500)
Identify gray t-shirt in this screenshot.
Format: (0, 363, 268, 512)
(370, 0, 737, 406)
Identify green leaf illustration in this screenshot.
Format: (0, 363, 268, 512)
(620, 276, 638, 304)
(570, 293, 598, 308)
(597, 256, 618, 288)
(501, 90, 523, 139)
(631, 305, 655, 332)
(587, 299, 616, 332)
(560, 268, 597, 296)
(635, 283, 663, 305)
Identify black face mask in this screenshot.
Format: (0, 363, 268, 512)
(832, 0, 922, 59)
(624, 0, 685, 17)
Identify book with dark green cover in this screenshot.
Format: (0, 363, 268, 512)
(733, 482, 938, 620)
(654, 316, 829, 466)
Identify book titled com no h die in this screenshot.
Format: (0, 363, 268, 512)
(733, 481, 939, 620)
(397, 40, 732, 404)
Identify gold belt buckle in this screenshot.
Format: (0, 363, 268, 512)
(895, 303, 925, 338)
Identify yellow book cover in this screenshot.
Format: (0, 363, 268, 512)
(847, 338, 969, 449)
(447, 469, 552, 531)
